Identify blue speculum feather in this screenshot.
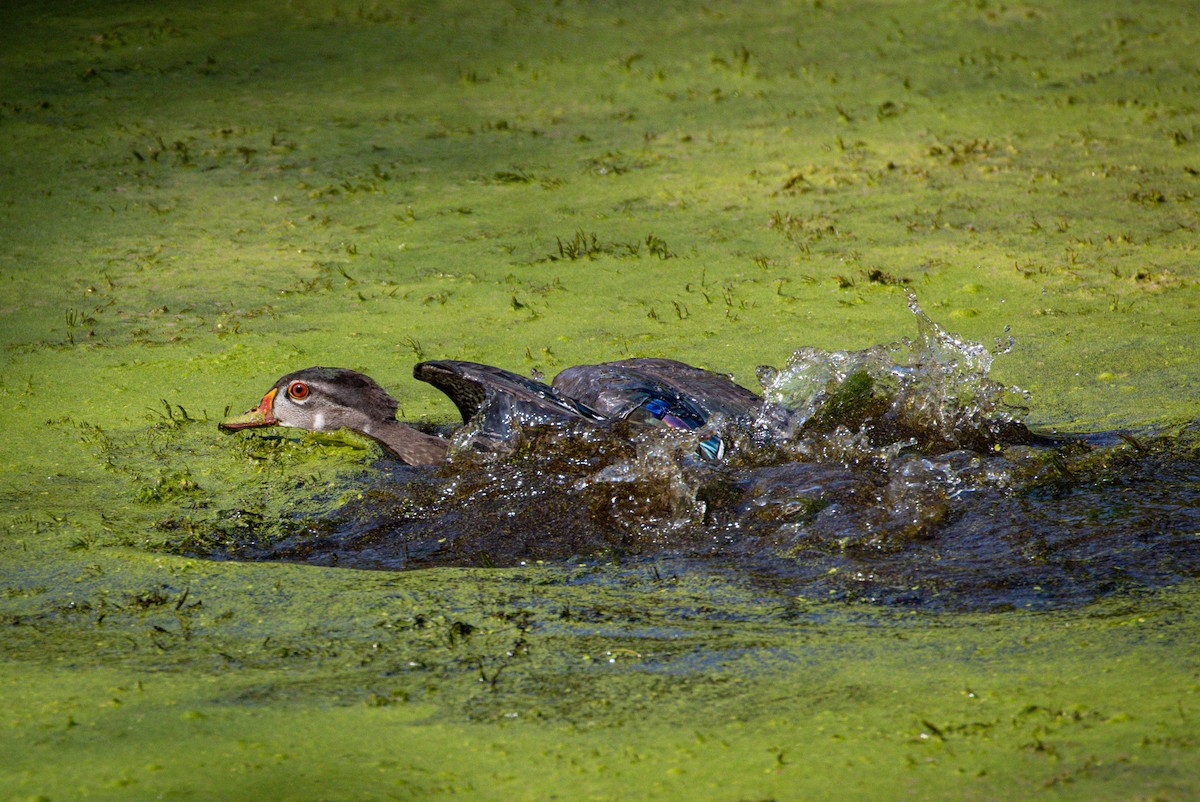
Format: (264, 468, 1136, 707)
(638, 396, 725, 460)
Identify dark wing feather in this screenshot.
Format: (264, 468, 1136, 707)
(552, 359, 760, 460)
(553, 358, 761, 421)
(414, 360, 604, 424)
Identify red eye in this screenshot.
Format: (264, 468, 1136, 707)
(287, 381, 310, 400)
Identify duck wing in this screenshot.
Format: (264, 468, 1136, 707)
(553, 358, 760, 421)
(552, 358, 760, 459)
(414, 360, 604, 425)
(608, 358, 761, 418)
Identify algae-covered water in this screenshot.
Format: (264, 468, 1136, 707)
(2, 1, 1198, 799)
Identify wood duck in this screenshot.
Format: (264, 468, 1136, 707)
(219, 358, 760, 465)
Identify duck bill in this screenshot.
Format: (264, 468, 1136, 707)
(219, 387, 280, 430)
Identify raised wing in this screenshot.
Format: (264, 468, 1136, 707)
(414, 360, 604, 425)
(553, 358, 760, 459)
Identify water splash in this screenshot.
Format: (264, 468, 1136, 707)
(753, 291, 1035, 457)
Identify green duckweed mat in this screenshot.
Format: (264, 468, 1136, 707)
(2, 1, 1198, 799)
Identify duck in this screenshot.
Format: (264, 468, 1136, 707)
(219, 358, 761, 465)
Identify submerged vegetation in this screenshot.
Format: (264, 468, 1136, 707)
(2, 0, 1199, 799)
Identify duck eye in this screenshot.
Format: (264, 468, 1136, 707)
(287, 381, 310, 401)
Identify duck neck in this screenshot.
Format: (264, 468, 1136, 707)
(364, 419, 450, 465)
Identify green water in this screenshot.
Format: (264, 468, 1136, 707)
(2, 0, 1197, 799)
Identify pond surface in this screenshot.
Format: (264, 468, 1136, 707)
(2, 1, 1198, 799)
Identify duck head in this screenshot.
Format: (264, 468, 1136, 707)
(220, 367, 398, 433)
(220, 367, 449, 464)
